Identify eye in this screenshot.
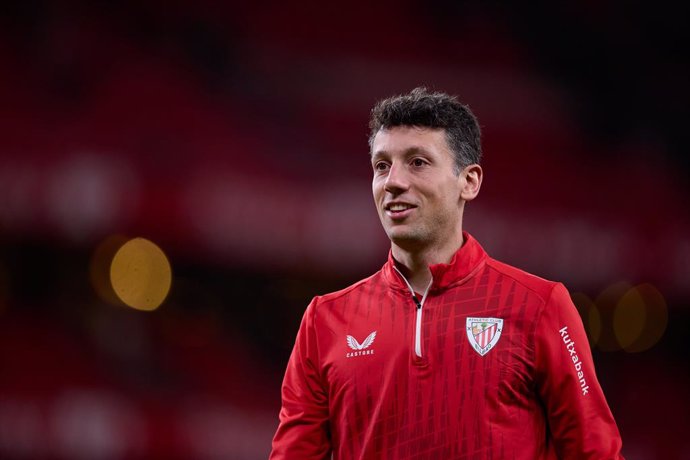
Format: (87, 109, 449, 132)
(374, 161, 390, 172)
(411, 158, 428, 167)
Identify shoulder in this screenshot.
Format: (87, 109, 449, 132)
(485, 257, 559, 304)
(311, 270, 385, 310)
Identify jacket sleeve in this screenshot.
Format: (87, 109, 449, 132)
(270, 298, 331, 460)
(534, 283, 624, 459)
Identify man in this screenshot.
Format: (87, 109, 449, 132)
(270, 88, 623, 459)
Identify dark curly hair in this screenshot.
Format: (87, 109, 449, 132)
(368, 87, 482, 172)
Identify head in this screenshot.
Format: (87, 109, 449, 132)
(369, 87, 483, 253)
(369, 87, 482, 173)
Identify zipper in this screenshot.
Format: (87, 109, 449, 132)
(394, 267, 433, 358)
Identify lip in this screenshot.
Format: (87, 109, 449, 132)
(384, 202, 417, 220)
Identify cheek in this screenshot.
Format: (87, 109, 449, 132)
(440, 179, 462, 201)
(431, 186, 460, 214)
(372, 180, 384, 201)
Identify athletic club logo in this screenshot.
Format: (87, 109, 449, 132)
(346, 331, 376, 358)
(466, 317, 503, 356)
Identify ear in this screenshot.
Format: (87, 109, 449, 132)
(459, 164, 482, 201)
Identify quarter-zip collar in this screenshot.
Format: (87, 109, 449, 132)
(382, 231, 488, 293)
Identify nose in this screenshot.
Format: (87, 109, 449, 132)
(384, 162, 409, 195)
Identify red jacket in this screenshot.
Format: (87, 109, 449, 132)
(271, 233, 623, 459)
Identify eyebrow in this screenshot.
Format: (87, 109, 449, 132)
(370, 150, 385, 161)
(371, 146, 430, 160)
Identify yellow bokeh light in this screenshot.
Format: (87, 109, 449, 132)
(90, 234, 128, 306)
(571, 292, 600, 346)
(613, 286, 647, 349)
(593, 282, 632, 352)
(110, 237, 172, 312)
(614, 283, 667, 353)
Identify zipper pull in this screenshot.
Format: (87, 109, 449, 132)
(412, 294, 422, 310)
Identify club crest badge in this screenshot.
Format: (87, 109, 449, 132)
(466, 317, 503, 356)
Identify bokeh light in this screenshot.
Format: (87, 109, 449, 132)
(90, 235, 129, 306)
(614, 283, 667, 353)
(109, 238, 172, 312)
(571, 292, 600, 346)
(613, 286, 647, 349)
(593, 282, 632, 352)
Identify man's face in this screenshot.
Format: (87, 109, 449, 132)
(371, 126, 466, 250)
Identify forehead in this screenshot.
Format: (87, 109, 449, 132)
(371, 126, 450, 157)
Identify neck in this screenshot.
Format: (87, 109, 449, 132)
(391, 229, 464, 293)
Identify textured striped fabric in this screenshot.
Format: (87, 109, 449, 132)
(271, 233, 623, 459)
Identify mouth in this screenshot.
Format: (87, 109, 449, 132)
(384, 202, 417, 219)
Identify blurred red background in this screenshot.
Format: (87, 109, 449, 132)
(0, 1, 688, 459)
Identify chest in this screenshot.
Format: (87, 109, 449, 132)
(319, 288, 540, 407)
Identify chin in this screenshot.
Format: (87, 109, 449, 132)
(387, 228, 425, 247)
